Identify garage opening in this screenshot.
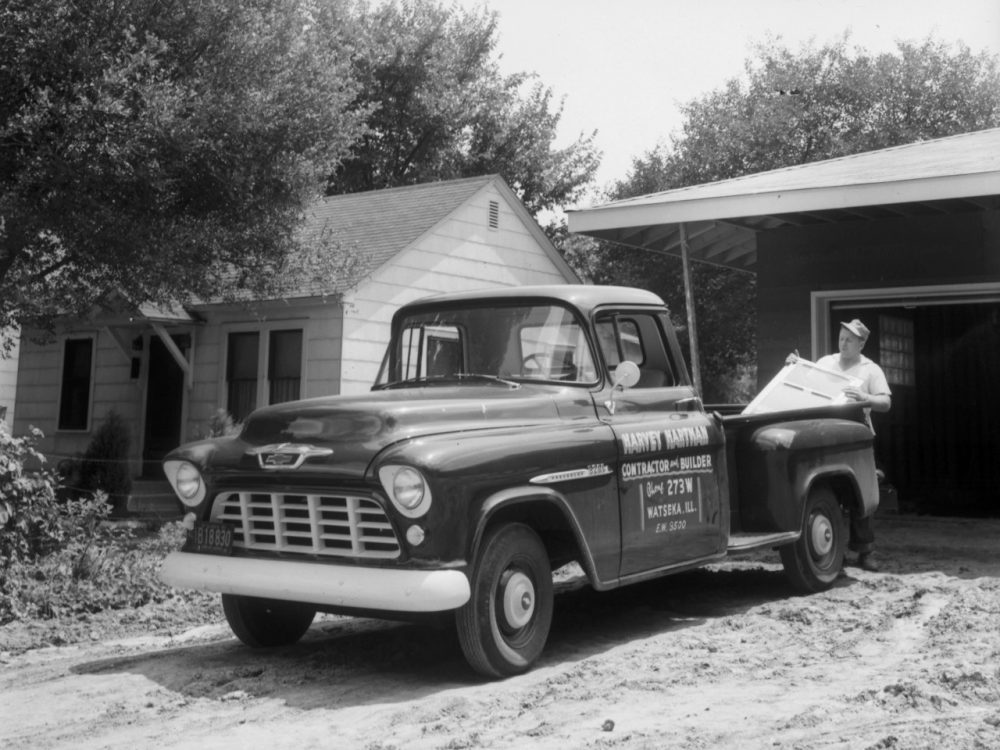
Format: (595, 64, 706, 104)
(816, 286, 1000, 517)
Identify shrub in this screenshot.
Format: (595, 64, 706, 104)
(1, 425, 196, 628)
(78, 410, 132, 513)
(0, 514, 182, 624)
(205, 408, 242, 438)
(0, 426, 66, 566)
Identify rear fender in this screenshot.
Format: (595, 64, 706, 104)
(795, 464, 879, 520)
(738, 419, 878, 531)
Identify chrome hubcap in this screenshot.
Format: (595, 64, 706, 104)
(502, 571, 535, 629)
(810, 514, 834, 557)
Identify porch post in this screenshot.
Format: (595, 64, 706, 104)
(679, 222, 702, 395)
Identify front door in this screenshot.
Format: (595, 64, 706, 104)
(143, 334, 186, 477)
(610, 389, 726, 577)
(592, 309, 726, 578)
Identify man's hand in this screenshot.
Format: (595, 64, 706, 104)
(785, 349, 800, 366)
(842, 387, 868, 403)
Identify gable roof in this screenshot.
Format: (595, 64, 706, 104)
(567, 127, 1000, 272)
(301, 174, 577, 294)
(98, 175, 574, 323)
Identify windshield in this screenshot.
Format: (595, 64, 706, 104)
(374, 302, 599, 388)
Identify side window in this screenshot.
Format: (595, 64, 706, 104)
(596, 313, 675, 388)
(619, 320, 644, 364)
(399, 324, 464, 379)
(58, 337, 94, 430)
(426, 329, 463, 376)
(595, 319, 620, 366)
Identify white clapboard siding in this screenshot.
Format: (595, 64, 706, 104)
(340, 183, 574, 394)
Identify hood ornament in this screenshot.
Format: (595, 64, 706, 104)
(247, 443, 334, 470)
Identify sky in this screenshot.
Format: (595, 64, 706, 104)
(453, 0, 1000, 206)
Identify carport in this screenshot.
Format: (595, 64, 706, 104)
(567, 128, 1000, 516)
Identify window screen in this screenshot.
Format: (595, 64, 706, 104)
(268, 329, 302, 404)
(227, 332, 259, 421)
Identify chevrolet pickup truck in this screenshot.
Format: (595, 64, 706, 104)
(160, 285, 879, 678)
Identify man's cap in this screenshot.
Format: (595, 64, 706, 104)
(840, 319, 870, 340)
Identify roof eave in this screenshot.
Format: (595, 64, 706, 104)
(568, 171, 1000, 234)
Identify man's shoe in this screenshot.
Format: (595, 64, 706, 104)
(858, 553, 879, 572)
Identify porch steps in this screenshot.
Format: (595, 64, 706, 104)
(127, 479, 183, 519)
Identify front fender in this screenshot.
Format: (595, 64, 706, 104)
(471, 486, 604, 588)
(368, 421, 618, 572)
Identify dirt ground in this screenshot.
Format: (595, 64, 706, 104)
(2, 515, 998, 750)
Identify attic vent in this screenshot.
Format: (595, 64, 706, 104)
(488, 200, 499, 230)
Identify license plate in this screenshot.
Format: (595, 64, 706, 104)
(184, 521, 234, 556)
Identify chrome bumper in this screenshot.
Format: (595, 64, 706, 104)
(160, 552, 470, 612)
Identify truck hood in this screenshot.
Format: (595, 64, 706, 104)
(195, 384, 594, 479)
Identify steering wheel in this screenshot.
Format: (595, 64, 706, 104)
(522, 352, 547, 375)
(522, 352, 577, 380)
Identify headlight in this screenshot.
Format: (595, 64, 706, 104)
(163, 460, 206, 507)
(378, 465, 432, 518)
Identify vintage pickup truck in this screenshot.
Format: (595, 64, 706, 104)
(160, 285, 879, 678)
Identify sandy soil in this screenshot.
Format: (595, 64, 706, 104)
(2, 515, 998, 750)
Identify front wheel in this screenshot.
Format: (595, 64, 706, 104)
(780, 485, 846, 593)
(456, 523, 553, 678)
(222, 594, 316, 648)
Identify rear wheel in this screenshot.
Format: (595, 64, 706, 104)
(456, 523, 553, 678)
(222, 594, 316, 647)
(780, 485, 846, 593)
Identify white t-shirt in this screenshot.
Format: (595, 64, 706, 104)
(815, 353, 891, 431)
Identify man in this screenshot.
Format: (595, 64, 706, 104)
(788, 318, 892, 571)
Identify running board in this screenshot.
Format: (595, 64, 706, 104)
(727, 530, 800, 553)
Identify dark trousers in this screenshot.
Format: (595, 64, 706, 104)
(849, 512, 875, 555)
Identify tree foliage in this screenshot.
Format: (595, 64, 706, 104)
(580, 35, 1000, 401)
(0, 0, 603, 352)
(1, 426, 65, 567)
(331, 0, 601, 216)
(0, 0, 366, 348)
(650, 35, 1000, 187)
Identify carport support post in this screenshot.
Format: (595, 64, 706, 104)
(679, 223, 702, 395)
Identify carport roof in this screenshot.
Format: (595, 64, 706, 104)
(566, 127, 1000, 273)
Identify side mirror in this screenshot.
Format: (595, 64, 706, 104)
(612, 361, 640, 390)
(605, 361, 640, 415)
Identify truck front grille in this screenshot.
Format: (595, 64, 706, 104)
(210, 491, 400, 559)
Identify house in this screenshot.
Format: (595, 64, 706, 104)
(568, 127, 1000, 516)
(0, 331, 18, 431)
(12, 175, 580, 484)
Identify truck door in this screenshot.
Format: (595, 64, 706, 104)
(593, 310, 727, 578)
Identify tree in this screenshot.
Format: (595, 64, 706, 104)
(580, 35, 1000, 401)
(331, 0, 600, 217)
(650, 35, 1000, 187)
(0, 0, 367, 351)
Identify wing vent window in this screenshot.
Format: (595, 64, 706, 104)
(488, 200, 499, 230)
